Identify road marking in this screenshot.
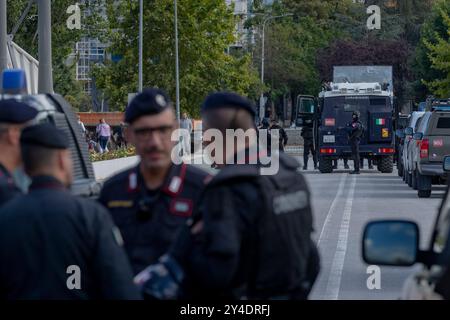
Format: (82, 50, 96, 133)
(317, 173, 347, 247)
(324, 175, 356, 300)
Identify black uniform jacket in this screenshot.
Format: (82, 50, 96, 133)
(0, 175, 140, 300)
(99, 163, 210, 275)
(0, 163, 21, 207)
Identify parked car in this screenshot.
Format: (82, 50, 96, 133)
(402, 112, 425, 185)
(409, 111, 450, 198)
(362, 157, 450, 299)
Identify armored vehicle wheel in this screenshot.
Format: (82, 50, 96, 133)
(418, 189, 432, 198)
(378, 156, 394, 173)
(319, 157, 333, 174)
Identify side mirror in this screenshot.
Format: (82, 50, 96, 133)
(443, 156, 450, 172)
(413, 132, 423, 140)
(362, 220, 419, 266)
(404, 127, 414, 136)
(396, 129, 405, 139)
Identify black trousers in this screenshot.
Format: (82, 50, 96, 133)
(303, 140, 317, 168)
(351, 140, 360, 172)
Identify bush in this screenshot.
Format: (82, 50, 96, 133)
(90, 146, 136, 162)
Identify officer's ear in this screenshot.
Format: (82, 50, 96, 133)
(7, 125, 22, 147)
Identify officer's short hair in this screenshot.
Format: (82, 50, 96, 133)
(21, 144, 59, 175)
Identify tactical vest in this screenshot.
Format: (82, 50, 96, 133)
(246, 156, 316, 299)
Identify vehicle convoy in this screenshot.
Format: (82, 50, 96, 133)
(295, 66, 396, 174)
(408, 111, 450, 198)
(362, 163, 450, 299)
(1, 70, 100, 198)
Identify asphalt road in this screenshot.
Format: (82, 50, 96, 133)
(301, 159, 444, 300)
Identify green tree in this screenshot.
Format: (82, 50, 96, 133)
(413, 0, 450, 100)
(93, 0, 261, 116)
(424, 9, 450, 97)
(6, 0, 106, 109)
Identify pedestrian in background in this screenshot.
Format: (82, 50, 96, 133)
(77, 115, 86, 138)
(179, 112, 193, 156)
(96, 118, 111, 154)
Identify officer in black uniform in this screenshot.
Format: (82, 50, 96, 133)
(99, 88, 210, 275)
(301, 120, 317, 170)
(348, 111, 363, 175)
(0, 99, 38, 206)
(270, 120, 288, 152)
(136, 92, 320, 300)
(0, 123, 140, 299)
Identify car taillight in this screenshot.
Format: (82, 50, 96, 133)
(325, 118, 335, 126)
(320, 148, 336, 154)
(378, 148, 395, 154)
(420, 139, 429, 159)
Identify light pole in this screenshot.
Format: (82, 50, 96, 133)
(174, 0, 181, 123)
(259, 14, 293, 121)
(138, 0, 143, 92)
(37, 0, 53, 94)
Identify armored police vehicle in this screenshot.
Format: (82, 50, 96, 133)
(296, 66, 395, 174)
(1, 70, 100, 197)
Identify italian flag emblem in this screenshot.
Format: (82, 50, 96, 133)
(376, 118, 386, 125)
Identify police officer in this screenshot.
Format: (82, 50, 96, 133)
(348, 111, 363, 175)
(0, 123, 140, 299)
(301, 120, 317, 170)
(270, 119, 288, 152)
(136, 92, 320, 300)
(0, 99, 38, 206)
(99, 88, 210, 275)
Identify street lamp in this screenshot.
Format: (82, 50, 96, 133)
(259, 13, 293, 121)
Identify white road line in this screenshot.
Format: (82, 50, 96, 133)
(317, 173, 347, 247)
(324, 176, 356, 300)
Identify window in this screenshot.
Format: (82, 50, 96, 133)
(437, 118, 450, 129)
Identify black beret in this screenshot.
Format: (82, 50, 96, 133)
(125, 88, 172, 124)
(201, 92, 256, 118)
(0, 99, 38, 124)
(20, 123, 69, 149)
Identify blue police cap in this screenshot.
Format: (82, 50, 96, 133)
(125, 88, 172, 124)
(201, 92, 256, 118)
(20, 123, 69, 149)
(0, 99, 38, 124)
(2, 69, 28, 94)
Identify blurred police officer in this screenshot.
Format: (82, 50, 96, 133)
(0, 123, 140, 300)
(137, 92, 320, 300)
(99, 89, 209, 275)
(270, 119, 288, 152)
(301, 120, 317, 170)
(348, 111, 363, 175)
(0, 99, 38, 206)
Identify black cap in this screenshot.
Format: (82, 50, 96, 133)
(352, 111, 360, 118)
(125, 88, 172, 124)
(0, 99, 38, 124)
(20, 123, 69, 149)
(201, 92, 256, 118)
